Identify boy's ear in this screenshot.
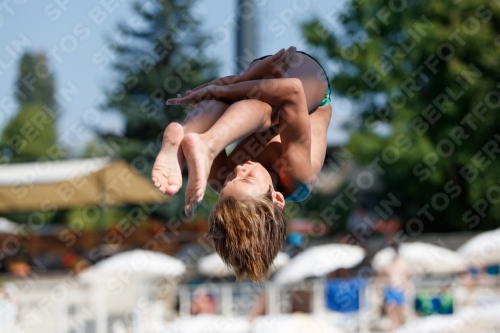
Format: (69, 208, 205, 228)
(273, 191, 285, 209)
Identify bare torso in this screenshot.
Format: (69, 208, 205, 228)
(383, 256, 410, 289)
(224, 53, 330, 197)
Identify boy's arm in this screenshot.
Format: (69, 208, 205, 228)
(168, 78, 298, 106)
(276, 79, 314, 190)
(188, 72, 253, 92)
(308, 105, 332, 176)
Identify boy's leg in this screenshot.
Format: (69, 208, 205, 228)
(152, 100, 230, 195)
(182, 100, 232, 136)
(181, 99, 274, 216)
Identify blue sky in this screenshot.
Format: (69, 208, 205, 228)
(0, 0, 348, 154)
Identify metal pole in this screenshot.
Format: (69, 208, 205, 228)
(236, 0, 257, 71)
(266, 283, 278, 315)
(221, 284, 233, 316)
(132, 304, 143, 333)
(312, 278, 326, 315)
(56, 296, 69, 333)
(179, 286, 191, 317)
(94, 284, 108, 333)
(359, 281, 370, 333)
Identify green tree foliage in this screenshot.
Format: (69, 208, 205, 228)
(1, 104, 58, 161)
(1, 52, 59, 163)
(0, 52, 61, 224)
(302, 0, 500, 231)
(16, 53, 56, 109)
(102, 0, 218, 217)
(66, 206, 129, 232)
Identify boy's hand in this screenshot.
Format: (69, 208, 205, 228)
(244, 46, 296, 80)
(184, 47, 295, 94)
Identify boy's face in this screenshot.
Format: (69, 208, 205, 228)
(220, 160, 273, 200)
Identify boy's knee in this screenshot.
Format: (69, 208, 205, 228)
(283, 78, 304, 95)
(279, 78, 305, 106)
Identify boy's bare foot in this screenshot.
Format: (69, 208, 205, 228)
(152, 122, 184, 195)
(181, 133, 214, 217)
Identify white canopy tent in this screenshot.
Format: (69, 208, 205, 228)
(372, 242, 466, 275)
(79, 249, 186, 333)
(457, 228, 500, 266)
(197, 252, 290, 277)
(274, 244, 365, 284)
(79, 249, 186, 282)
(0, 157, 167, 212)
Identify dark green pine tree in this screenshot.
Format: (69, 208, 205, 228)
(302, 0, 500, 231)
(102, 0, 219, 217)
(1, 52, 58, 162)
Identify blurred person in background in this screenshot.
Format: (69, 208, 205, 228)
(454, 269, 478, 310)
(346, 202, 378, 247)
(6, 256, 30, 278)
(61, 252, 89, 274)
(190, 287, 216, 315)
(248, 293, 267, 322)
(379, 243, 410, 331)
(284, 232, 305, 258)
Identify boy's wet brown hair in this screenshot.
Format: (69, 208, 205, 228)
(208, 187, 286, 282)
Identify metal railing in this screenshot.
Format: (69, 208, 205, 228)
(1, 274, 500, 333)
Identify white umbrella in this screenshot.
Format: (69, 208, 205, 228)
(79, 249, 186, 282)
(252, 314, 344, 333)
(0, 217, 18, 234)
(198, 252, 290, 277)
(160, 314, 250, 333)
(457, 228, 500, 266)
(470, 302, 500, 326)
(0, 299, 16, 333)
(372, 242, 465, 275)
(273, 244, 365, 284)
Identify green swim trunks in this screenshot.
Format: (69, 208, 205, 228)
(320, 87, 331, 107)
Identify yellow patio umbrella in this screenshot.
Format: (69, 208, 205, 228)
(0, 157, 168, 212)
